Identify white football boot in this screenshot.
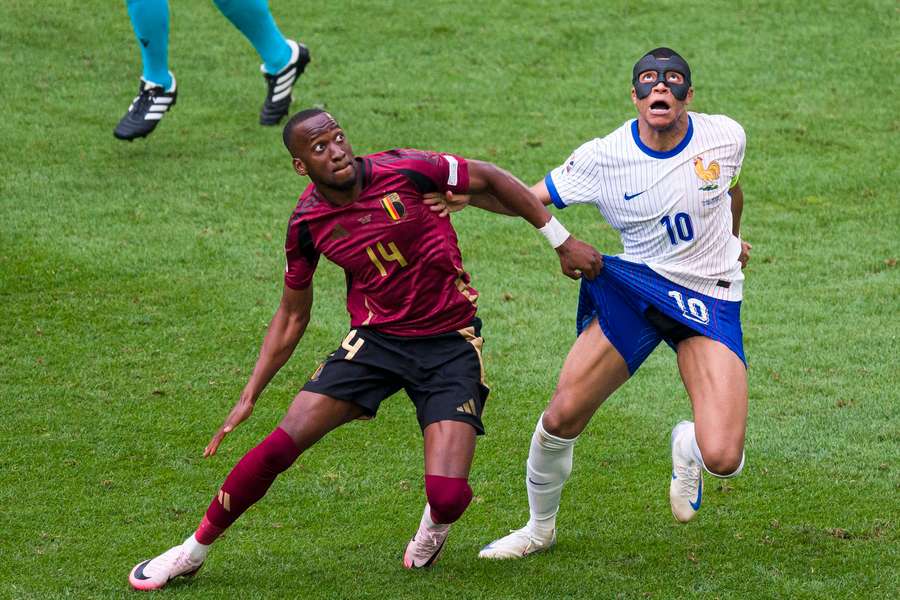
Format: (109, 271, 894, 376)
(403, 506, 451, 569)
(128, 541, 204, 590)
(478, 525, 556, 559)
(670, 420, 703, 523)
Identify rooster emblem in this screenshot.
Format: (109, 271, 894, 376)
(693, 156, 720, 182)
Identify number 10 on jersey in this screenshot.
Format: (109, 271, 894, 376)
(660, 213, 694, 245)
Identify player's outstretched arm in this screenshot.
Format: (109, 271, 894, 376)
(423, 177, 553, 217)
(204, 284, 314, 457)
(465, 160, 603, 279)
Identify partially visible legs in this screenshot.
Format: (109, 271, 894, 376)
(480, 319, 631, 559)
(212, 0, 311, 124)
(212, 0, 291, 73)
(115, 0, 178, 140)
(128, 391, 363, 590)
(423, 419, 477, 522)
(669, 336, 748, 522)
(126, 0, 172, 88)
(404, 420, 478, 568)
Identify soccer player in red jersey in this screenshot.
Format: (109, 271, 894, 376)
(128, 108, 602, 590)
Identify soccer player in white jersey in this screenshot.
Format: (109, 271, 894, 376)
(427, 47, 752, 558)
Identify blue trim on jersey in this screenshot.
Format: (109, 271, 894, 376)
(630, 116, 694, 159)
(544, 173, 566, 209)
(576, 256, 745, 374)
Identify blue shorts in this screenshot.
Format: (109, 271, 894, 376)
(577, 256, 745, 374)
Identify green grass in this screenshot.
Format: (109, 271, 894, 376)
(2, 0, 898, 597)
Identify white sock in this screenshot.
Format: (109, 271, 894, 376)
(676, 422, 706, 468)
(525, 414, 578, 537)
(423, 504, 449, 532)
(182, 534, 210, 562)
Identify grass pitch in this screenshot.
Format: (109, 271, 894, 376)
(1, 1, 898, 598)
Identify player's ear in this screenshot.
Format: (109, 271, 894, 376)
(630, 87, 638, 107)
(293, 157, 307, 177)
(685, 87, 694, 105)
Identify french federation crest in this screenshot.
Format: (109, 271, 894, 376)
(380, 192, 406, 221)
(693, 156, 720, 191)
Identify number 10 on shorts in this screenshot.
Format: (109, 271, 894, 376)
(667, 290, 709, 325)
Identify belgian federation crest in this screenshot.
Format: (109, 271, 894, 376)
(380, 192, 406, 221)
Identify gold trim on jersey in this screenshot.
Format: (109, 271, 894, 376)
(457, 325, 485, 385)
(454, 269, 478, 305)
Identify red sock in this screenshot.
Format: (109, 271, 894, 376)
(195, 427, 301, 544)
(424, 474, 473, 524)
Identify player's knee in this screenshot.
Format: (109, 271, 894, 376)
(425, 475, 473, 524)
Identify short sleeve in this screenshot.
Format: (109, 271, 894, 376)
(726, 121, 746, 189)
(394, 149, 470, 195)
(284, 217, 319, 290)
(545, 140, 602, 209)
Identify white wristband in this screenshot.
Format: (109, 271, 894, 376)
(538, 216, 571, 249)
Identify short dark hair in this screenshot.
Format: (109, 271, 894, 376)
(282, 108, 327, 155)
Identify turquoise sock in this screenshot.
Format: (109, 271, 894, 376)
(214, 0, 292, 74)
(126, 0, 172, 88)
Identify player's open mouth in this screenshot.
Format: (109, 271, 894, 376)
(650, 100, 671, 115)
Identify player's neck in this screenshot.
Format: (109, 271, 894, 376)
(317, 175, 362, 207)
(637, 113, 690, 152)
(319, 187, 359, 206)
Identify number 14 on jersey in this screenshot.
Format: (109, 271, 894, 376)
(366, 241, 407, 277)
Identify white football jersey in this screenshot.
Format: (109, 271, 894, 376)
(547, 112, 746, 301)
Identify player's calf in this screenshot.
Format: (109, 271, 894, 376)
(699, 446, 744, 477)
(669, 421, 745, 522)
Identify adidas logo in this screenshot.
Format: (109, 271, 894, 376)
(329, 224, 350, 240)
(217, 489, 231, 511)
(270, 66, 297, 103)
(456, 399, 477, 416)
(142, 94, 174, 121)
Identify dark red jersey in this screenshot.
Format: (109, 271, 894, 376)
(284, 149, 478, 337)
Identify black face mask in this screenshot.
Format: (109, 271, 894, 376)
(632, 54, 692, 101)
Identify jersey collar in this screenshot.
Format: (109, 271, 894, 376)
(630, 115, 693, 159)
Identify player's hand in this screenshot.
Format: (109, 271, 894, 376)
(423, 191, 470, 217)
(739, 240, 752, 269)
(556, 236, 603, 279)
(204, 393, 255, 457)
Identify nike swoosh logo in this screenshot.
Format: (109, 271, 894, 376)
(689, 477, 703, 511)
(132, 560, 151, 580)
(624, 191, 646, 200)
(528, 478, 551, 486)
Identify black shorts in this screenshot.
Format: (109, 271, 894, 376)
(302, 318, 490, 434)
